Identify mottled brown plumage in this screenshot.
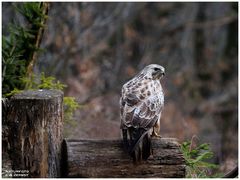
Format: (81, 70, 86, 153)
(120, 64, 165, 162)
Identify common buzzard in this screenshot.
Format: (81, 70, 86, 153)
(120, 64, 165, 162)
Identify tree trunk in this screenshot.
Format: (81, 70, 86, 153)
(3, 90, 63, 178)
(62, 138, 186, 178)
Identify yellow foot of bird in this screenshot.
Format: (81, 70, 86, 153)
(151, 132, 162, 138)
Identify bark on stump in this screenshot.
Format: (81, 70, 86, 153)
(62, 138, 186, 178)
(4, 90, 63, 178)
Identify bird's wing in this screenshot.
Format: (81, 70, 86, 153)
(133, 94, 163, 129)
(120, 88, 139, 128)
(121, 83, 163, 130)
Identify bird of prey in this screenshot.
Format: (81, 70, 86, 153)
(120, 64, 165, 162)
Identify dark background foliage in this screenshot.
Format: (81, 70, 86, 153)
(2, 2, 238, 174)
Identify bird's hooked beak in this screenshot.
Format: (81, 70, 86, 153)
(159, 71, 165, 79)
(153, 69, 165, 80)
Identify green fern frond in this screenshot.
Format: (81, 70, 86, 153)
(180, 139, 219, 178)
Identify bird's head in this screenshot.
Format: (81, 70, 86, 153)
(142, 64, 165, 80)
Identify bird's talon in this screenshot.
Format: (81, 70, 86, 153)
(151, 132, 162, 138)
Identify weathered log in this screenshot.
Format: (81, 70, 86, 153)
(4, 90, 63, 178)
(62, 138, 186, 178)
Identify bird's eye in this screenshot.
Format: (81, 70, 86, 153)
(154, 68, 160, 71)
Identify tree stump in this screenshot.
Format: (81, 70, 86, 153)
(62, 138, 186, 178)
(3, 90, 63, 178)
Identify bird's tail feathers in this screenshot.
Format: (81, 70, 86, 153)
(129, 128, 152, 162)
(122, 128, 129, 152)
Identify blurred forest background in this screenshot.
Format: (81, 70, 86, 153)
(2, 2, 238, 174)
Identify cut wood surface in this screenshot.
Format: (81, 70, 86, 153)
(4, 90, 63, 178)
(62, 138, 186, 178)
